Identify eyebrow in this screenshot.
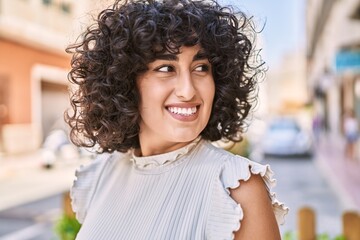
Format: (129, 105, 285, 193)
(193, 51, 208, 61)
(154, 50, 208, 62)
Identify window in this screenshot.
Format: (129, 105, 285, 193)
(42, 0, 52, 6)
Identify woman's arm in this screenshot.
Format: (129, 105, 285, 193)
(230, 173, 281, 240)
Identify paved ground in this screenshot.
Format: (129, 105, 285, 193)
(0, 194, 62, 240)
(266, 156, 344, 237)
(0, 151, 89, 211)
(315, 134, 360, 211)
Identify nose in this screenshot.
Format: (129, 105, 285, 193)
(174, 71, 196, 101)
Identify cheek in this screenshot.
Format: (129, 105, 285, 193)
(137, 85, 168, 117)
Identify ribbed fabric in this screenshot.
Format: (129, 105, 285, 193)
(71, 140, 288, 240)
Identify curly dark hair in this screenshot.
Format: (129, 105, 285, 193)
(65, 0, 264, 153)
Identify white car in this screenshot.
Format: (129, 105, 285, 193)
(261, 118, 313, 157)
(40, 129, 96, 168)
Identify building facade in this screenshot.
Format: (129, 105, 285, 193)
(0, 0, 96, 154)
(307, 0, 360, 139)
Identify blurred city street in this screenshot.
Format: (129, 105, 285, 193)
(0, 0, 360, 239)
(274, 132, 360, 237)
(269, 156, 343, 237)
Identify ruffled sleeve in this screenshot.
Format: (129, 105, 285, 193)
(70, 153, 112, 223)
(206, 155, 288, 240)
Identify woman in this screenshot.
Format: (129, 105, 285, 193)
(343, 110, 359, 160)
(66, 0, 288, 239)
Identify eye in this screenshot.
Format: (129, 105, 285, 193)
(194, 64, 210, 72)
(155, 65, 175, 72)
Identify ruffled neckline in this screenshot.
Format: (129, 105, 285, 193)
(131, 137, 201, 171)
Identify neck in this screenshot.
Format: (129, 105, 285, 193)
(137, 141, 191, 157)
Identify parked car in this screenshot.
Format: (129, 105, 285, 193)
(261, 117, 313, 157)
(40, 129, 96, 168)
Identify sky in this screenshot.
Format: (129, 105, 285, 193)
(218, 0, 306, 68)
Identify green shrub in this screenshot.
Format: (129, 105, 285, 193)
(54, 214, 81, 240)
(282, 231, 346, 240)
(217, 138, 250, 158)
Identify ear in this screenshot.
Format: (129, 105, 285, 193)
(163, 0, 180, 5)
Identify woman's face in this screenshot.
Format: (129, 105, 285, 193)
(136, 45, 215, 156)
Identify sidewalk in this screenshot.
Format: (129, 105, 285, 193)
(0, 151, 88, 211)
(315, 133, 360, 211)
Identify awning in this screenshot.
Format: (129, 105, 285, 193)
(335, 50, 360, 73)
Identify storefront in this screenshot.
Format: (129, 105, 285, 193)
(336, 48, 360, 120)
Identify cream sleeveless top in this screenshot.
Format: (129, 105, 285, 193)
(71, 139, 288, 240)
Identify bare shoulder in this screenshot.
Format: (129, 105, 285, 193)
(230, 173, 281, 240)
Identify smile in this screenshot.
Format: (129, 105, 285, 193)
(167, 106, 197, 116)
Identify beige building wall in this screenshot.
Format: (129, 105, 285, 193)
(265, 49, 312, 130)
(267, 51, 308, 111)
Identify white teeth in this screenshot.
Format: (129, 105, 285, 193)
(168, 107, 197, 115)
